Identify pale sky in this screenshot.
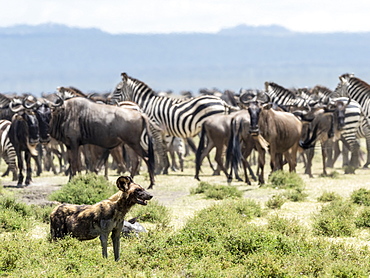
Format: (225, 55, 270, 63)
(1, 0, 370, 34)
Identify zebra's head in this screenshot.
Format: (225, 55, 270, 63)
(107, 73, 132, 104)
(335, 73, 354, 97)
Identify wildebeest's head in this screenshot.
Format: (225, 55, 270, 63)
(116, 176, 153, 206)
(34, 103, 52, 143)
(11, 112, 40, 156)
(328, 98, 350, 131)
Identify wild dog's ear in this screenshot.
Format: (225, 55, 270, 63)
(116, 176, 133, 192)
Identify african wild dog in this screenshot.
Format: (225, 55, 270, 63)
(50, 176, 152, 261)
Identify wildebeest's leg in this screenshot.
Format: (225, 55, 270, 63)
(16, 151, 24, 187)
(25, 151, 33, 185)
(256, 146, 266, 186)
(177, 150, 184, 172)
(321, 142, 328, 176)
(304, 148, 314, 178)
(195, 140, 215, 181)
(33, 144, 43, 176)
(67, 145, 80, 180)
(111, 222, 124, 261)
(100, 233, 109, 259)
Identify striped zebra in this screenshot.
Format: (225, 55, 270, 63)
(264, 82, 313, 108)
(335, 74, 370, 167)
(0, 119, 18, 181)
(109, 72, 239, 139)
(312, 85, 370, 167)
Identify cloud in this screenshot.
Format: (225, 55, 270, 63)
(1, 0, 370, 33)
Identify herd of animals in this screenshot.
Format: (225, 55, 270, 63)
(1, 72, 370, 190)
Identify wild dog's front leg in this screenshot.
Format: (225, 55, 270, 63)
(100, 233, 109, 258)
(112, 222, 124, 261)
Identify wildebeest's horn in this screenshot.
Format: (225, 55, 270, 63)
(9, 100, 25, 112)
(22, 98, 37, 109)
(52, 94, 64, 107)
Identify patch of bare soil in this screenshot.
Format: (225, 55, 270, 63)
(3, 175, 69, 206)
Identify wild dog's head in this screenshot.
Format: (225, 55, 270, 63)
(116, 176, 153, 205)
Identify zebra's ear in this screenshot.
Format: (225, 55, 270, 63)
(121, 73, 128, 82)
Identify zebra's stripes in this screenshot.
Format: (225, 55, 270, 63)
(265, 82, 312, 108)
(0, 119, 17, 178)
(335, 74, 370, 167)
(110, 73, 238, 138)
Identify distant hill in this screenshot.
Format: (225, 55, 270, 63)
(1, 23, 370, 95)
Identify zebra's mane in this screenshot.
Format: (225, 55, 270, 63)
(350, 76, 370, 92)
(266, 82, 296, 98)
(68, 86, 87, 97)
(123, 73, 158, 97)
(123, 73, 185, 104)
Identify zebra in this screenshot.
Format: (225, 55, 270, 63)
(335, 74, 370, 167)
(109, 72, 239, 139)
(264, 82, 314, 109)
(0, 119, 18, 181)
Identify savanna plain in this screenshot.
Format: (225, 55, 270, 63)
(1, 141, 370, 277)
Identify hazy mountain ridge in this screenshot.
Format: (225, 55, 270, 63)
(1, 23, 369, 95)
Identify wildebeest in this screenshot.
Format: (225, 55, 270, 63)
(242, 97, 303, 177)
(299, 98, 356, 176)
(49, 97, 156, 188)
(8, 100, 48, 187)
(50, 176, 153, 261)
(195, 111, 259, 183)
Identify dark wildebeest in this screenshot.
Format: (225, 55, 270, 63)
(242, 97, 303, 180)
(225, 111, 269, 185)
(299, 98, 353, 176)
(49, 97, 156, 188)
(50, 176, 153, 261)
(8, 100, 48, 187)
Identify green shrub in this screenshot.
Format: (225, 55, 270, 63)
(312, 200, 355, 237)
(48, 173, 116, 205)
(317, 191, 342, 202)
(191, 181, 242, 200)
(267, 215, 304, 236)
(267, 170, 305, 189)
(350, 188, 370, 206)
(284, 187, 308, 202)
(128, 199, 171, 227)
(169, 199, 263, 245)
(355, 207, 370, 228)
(0, 196, 33, 231)
(266, 194, 286, 209)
